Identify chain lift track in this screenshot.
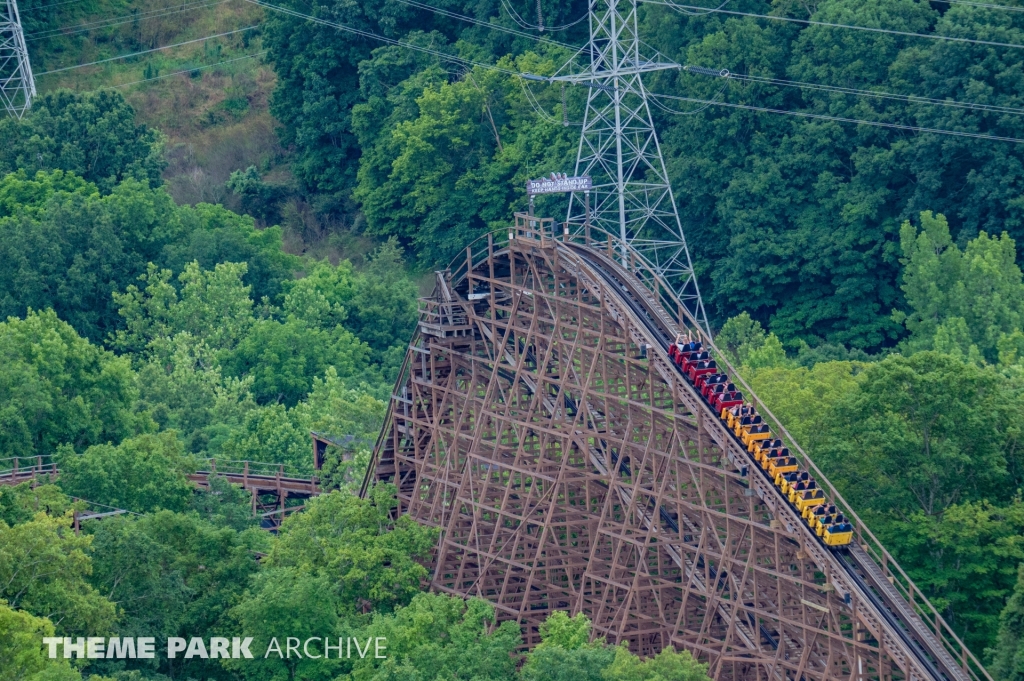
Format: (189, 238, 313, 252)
(362, 216, 991, 681)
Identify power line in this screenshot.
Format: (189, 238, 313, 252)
(28, 0, 95, 11)
(642, 0, 1024, 51)
(661, 0, 731, 17)
(248, 0, 1024, 147)
(499, 0, 589, 31)
(680, 65, 1024, 117)
(26, 0, 232, 41)
(112, 49, 265, 87)
(649, 90, 1024, 143)
(932, 0, 1024, 12)
(517, 76, 581, 125)
(28, 0, 205, 13)
(245, 0, 521, 75)
(35, 24, 259, 75)
(391, 0, 579, 50)
(649, 84, 726, 115)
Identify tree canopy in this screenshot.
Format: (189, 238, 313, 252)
(0, 90, 166, 192)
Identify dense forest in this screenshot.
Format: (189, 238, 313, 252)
(3, 0, 1024, 679)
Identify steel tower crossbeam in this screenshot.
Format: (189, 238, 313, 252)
(0, 0, 34, 117)
(558, 0, 707, 332)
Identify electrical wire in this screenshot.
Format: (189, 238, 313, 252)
(649, 84, 726, 114)
(518, 76, 582, 125)
(733, 72, 1024, 116)
(500, 0, 589, 31)
(667, 0, 731, 17)
(27, 0, 96, 11)
(244, 0, 522, 75)
(29, 0, 215, 13)
(642, 0, 1024, 50)
(649, 90, 1024, 143)
(112, 49, 266, 87)
(247, 0, 1024, 146)
(681, 65, 1024, 117)
(26, 0, 233, 41)
(932, 0, 1024, 12)
(391, 0, 579, 50)
(35, 24, 260, 75)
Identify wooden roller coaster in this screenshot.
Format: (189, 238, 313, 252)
(362, 213, 992, 681)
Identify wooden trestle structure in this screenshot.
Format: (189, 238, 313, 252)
(363, 214, 991, 681)
(0, 456, 317, 530)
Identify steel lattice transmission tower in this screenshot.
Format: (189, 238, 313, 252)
(557, 0, 707, 332)
(0, 0, 34, 118)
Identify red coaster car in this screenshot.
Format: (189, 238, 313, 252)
(714, 391, 743, 412)
(688, 359, 717, 381)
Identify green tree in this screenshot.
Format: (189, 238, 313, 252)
(281, 259, 356, 331)
(189, 475, 255, 531)
(743, 360, 863, 451)
(226, 568, 345, 681)
(0, 484, 74, 527)
(715, 312, 767, 366)
(894, 211, 1024, 363)
(353, 51, 576, 267)
(226, 166, 290, 224)
(820, 352, 1018, 521)
(0, 90, 165, 192)
(601, 644, 711, 681)
(349, 593, 522, 681)
(221, 318, 374, 407)
(112, 262, 255, 358)
(895, 500, 1024, 655)
(291, 366, 386, 489)
(0, 513, 116, 635)
(0, 601, 81, 681)
(86, 511, 265, 680)
(0, 310, 138, 460)
(520, 612, 617, 681)
(133, 334, 257, 456)
(218, 403, 310, 470)
(56, 432, 198, 514)
(0, 177, 186, 342)
(991, 564, 1024, 681)
(346, 239, 418, 360)
(0, 170, 94, 219)
(157, 203, 299, 310)
(266, 486, 438, 615)
(0, 175, 297, 345)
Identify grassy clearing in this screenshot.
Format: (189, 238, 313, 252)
(24, 0, 390, 264)
(28, 0, 285, 207)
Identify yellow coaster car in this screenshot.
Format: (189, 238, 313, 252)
(763, 451, 783, 472)
(792, 488, 825, 512)
(778, 470, 809, 495)
(805, 504, 828, 528)
(751, 439, 783, 463)
(733, 415, 762, 438)
(743, 425, 772, 449)
(768, 456, 799, 477)
(777, 473, 799, 496)
(823, 522, 854, 546)
(814, 511, 846, 535)
(723, 407, 753, 431)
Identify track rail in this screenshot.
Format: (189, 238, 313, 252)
(563, 241, 974, 681)
(363, 218, 990, 681)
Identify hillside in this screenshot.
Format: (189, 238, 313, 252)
(4, 0, 1024, 678)
(23, 0, 285, 210)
